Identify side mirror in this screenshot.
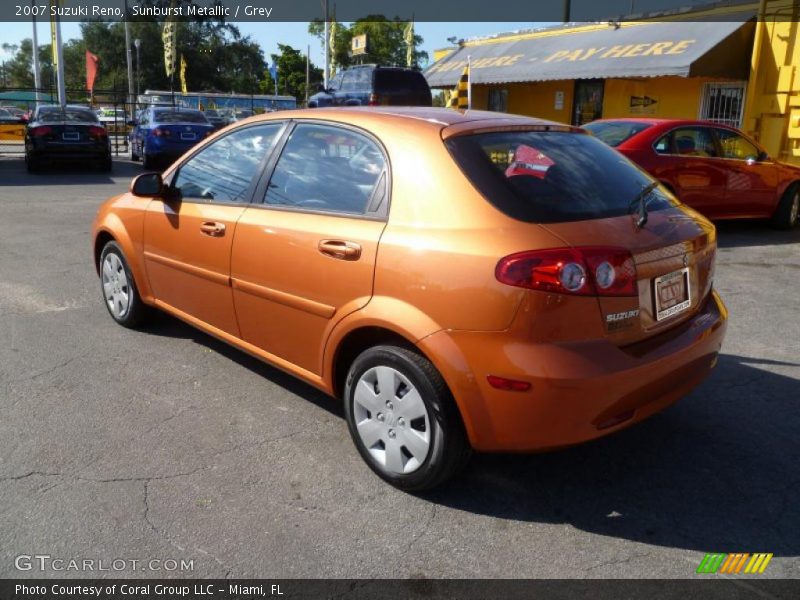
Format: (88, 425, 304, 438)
(130, 172, 164, 197)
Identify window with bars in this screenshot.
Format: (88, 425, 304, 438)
(699, 82, 746, 128)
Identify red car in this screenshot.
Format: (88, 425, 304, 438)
(584, 118, 800, 229)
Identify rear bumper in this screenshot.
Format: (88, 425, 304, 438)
(27, 145, 109, 161)
(419, 290, 728, 452)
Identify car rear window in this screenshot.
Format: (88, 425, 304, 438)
(582, 121, 652, 147)
(38, 108, 98, 123)
(154, 110, 208, 123)
(374, 70, 430, 93)
(445, 130, 674, 223)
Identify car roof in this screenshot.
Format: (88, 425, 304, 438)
(249, 106, 577, 135)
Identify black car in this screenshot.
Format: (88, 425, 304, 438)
(308, 65, 432, 108)
(25, 105, 111, 173)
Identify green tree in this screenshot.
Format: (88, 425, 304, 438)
(269, 44, 322, 102)
(308, 17, 428, 70)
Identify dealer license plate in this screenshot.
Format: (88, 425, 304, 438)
(180, 132, 196, 141)
(654, 268, 691, 321)
(62, 132, 80, 141)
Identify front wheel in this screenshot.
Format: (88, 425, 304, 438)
(771, 183, 799, 230)
(344, 345, 471, 491)
(99, 241, 148, 328)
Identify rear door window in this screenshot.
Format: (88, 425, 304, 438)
(446, 130, 674, 223)
(670, 127, 718, 157)
(374, 70, 429, 94)
(263, 123, 387, 216)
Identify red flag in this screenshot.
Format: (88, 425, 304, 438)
(85, 50, 99, 93)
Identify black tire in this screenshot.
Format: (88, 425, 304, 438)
(25, 155, 41, 173)
(98, 155, 113, 172)
(344, 345, 471, 491)
(99, 241, 148, 328)
(142, 151, 156, 170)
(130, 143, 139, 162)
(770, 183, 800, 230)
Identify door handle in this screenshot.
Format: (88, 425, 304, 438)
(200, 221, 226, 236)
(319, 240, 361, 261)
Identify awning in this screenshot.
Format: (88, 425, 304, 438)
(424, 19, 754, 87)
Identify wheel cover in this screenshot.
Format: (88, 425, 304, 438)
(102, 253, 130, 318)
(353, 365, 432, 475)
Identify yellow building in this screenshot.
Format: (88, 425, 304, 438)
(425, 0, 800, 164)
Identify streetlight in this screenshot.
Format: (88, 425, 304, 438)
(134, 38, 141, 102)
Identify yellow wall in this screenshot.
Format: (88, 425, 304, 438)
(470, 77, 727, 124)
(742, 7, 800, 164)
(602, 77, 711, 119)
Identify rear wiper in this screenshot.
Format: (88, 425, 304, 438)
(630, 181, 659, 229)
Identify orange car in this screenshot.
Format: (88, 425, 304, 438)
(92, 107, 727, 490)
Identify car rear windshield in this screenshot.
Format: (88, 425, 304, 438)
(154, 110, 208, 123)
(445, 130, 674, 223)
(582, 121, 652, 147)
(374, 70, 430, 93)
(38, 108, 98, 123)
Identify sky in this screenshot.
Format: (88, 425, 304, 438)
(0, 21, 553, 67)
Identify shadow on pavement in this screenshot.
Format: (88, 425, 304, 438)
(0, 155, 147, 187)
(715, 219, 800, 248)
(132, 308, 800, 556)
(421, 353, 800, 556)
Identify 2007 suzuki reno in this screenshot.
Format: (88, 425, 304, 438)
(92, 107, 727, 490)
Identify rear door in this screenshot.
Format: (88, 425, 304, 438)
(650, 126, 728, 218)
(230, 121, 389, 375)
(143, 122, 285, 335)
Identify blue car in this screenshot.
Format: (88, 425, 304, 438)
(129, 107, 215, 169)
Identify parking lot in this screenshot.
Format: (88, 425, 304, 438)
(0, 154, 798, 579)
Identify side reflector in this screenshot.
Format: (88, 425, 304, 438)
(487, 375, 531, 392)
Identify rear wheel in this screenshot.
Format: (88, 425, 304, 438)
(344, 345, 471, 491)
(771, 183, 800, 230)
(25, 154, 41, 173)
(99, 241, 148, 328)
(142, 149, 156, 170)
(98, 154, 112, 172)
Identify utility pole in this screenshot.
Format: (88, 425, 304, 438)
(305, 45, 310, 106)
(54, 7, 66, 107)
(123, 0, 135, 108)
(323, 0, 329, 89)
(563, 0, 571, 22)
(31, 0, 42, 106)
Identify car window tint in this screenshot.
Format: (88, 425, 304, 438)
(654, 134, 671, 154)
(340, 71, 358, 92)
(374, 70, 427, 92)
(715, 128, 760, 160)
(670, 127, 718, 158)
(582, 121, 652, 147)
(446, 130, 675, 224)
(351, 68, 372, 89)
(173, 123, 283, 204)
(155, 110, 208, 123)
(264, 123, 386, 216)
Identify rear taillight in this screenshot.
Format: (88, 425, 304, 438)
(152, 127, 170, 137)
(88, 125, 107, 138)
(495, 247, 637, 297)
(368, 93, 380, 106)
(29, 126, 53, 137)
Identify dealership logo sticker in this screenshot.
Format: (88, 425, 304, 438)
(696, 553, 773, 574)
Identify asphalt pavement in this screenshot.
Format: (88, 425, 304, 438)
(0, 155, 798, 579)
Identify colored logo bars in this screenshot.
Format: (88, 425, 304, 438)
(696, 553, 773, 574)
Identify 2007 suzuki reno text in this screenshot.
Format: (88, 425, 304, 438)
(92, 107, 727, 490)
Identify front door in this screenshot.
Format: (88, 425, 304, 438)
(572, 79, 604, 126)
(143, 122, 285, 336)
(230, 122, 389, 375)
(712, 127, 778, 217)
